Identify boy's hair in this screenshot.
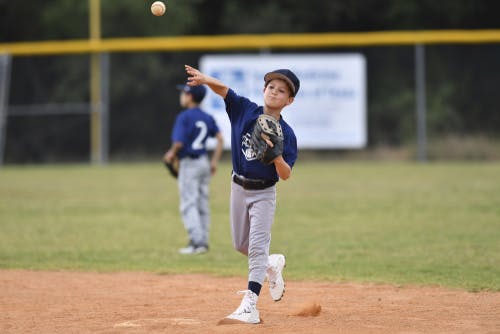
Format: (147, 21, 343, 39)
(264, 69, 300, 97)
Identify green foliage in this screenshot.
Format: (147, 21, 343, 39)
(41, 1, 88, 40)
(100, 0, 203, 38)
(2, 1, 500, 162)
(2, 1, 500, 42)
(0, 161, 499, 291)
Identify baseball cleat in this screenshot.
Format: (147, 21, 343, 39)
(193, 245, 209, 254)
(225, 290, 260, 324)
(178, 245, 196, 254)
(267, 254, 286, 301)
(178, 243, 209, 255)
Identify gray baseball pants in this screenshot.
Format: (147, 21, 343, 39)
(178, 155, 211, 247)
(230, 180, 276, 285)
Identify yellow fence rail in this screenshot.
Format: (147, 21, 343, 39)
(1, 30, 500, 56)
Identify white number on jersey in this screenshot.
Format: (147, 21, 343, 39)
(191, 121, 208, 150)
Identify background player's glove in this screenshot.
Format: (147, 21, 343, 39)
(250, 114, 284, 165)
(163, 157, 179, 178)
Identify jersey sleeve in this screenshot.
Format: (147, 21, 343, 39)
(224, 88, 258, 123)
(171, 113, 187, 144)
(282, 128, 298, 168)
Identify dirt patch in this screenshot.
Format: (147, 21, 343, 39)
(290, 302, 322, 317)
(0, 270, 498, 333)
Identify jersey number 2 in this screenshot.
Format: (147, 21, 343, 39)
(192, 121, 207, 150)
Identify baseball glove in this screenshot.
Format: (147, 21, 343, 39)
(250, 114, 284, 165)
(163, 157, 179, 178)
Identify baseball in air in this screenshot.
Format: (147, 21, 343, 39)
(151, 1, 166, 16)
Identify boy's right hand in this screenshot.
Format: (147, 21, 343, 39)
(185, 65, 206, 86)
(185, 64, 229, 98)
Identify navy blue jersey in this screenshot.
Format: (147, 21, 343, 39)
(225, 89, 297, 182)
(171, 107, 220, 159)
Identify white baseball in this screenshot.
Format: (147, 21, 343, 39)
(151, 1, 166, 16)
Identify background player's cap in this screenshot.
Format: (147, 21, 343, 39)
(264, 69, 300, 97)
(176, 84, 207, 103)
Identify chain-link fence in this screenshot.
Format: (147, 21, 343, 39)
(2, 41, 499, 163)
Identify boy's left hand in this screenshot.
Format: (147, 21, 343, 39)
(251, 115, 284, 165)
(163, 151, 179, 179)
(164, 150, 175, 163)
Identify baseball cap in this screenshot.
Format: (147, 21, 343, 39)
(176, 84, 207, 103)
(264, 69, 300, 97)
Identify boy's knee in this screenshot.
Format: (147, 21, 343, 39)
(233, 242, 248, 256)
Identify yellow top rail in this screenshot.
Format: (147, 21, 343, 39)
(1, 30, 500, 56)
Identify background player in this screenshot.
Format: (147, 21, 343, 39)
(164, 84, 224, 254)
(183, 64, 299, 323)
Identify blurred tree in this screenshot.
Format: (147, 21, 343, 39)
(1, 0, 499, 162)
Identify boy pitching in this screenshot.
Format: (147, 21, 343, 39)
(183, 64, 299, 323)
(164, 84, 224, 255)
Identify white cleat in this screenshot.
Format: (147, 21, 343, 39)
(178, 244, 209, 255)
(193, 245, 208, 254)
(267, 254, 286, 301)
(225, 290, 260, 324)
(178, 245, 196, 254)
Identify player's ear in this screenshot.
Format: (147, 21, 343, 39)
(285, 96, 294, 106)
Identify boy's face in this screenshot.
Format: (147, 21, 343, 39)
(179, 91, 190, 107)
(263, 79, 294, 110)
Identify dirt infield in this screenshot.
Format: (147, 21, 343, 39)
(1, 270, 498, 333)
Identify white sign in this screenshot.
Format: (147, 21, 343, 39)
(200, 54, 366, 149)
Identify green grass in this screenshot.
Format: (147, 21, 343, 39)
(1, 161, 499, 291)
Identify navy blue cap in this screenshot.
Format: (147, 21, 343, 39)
(264, 69, 300, 97)
(176, 84, 207, 103)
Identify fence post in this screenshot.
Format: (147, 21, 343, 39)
(0, 54, 12, 166)
(89, 0, 105, 164)
(415, 44, 427, 162)
(100, 53, 109, 164)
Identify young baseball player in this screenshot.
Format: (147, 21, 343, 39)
(164, 84, 224, 255)
(183, 64, 299, 323)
